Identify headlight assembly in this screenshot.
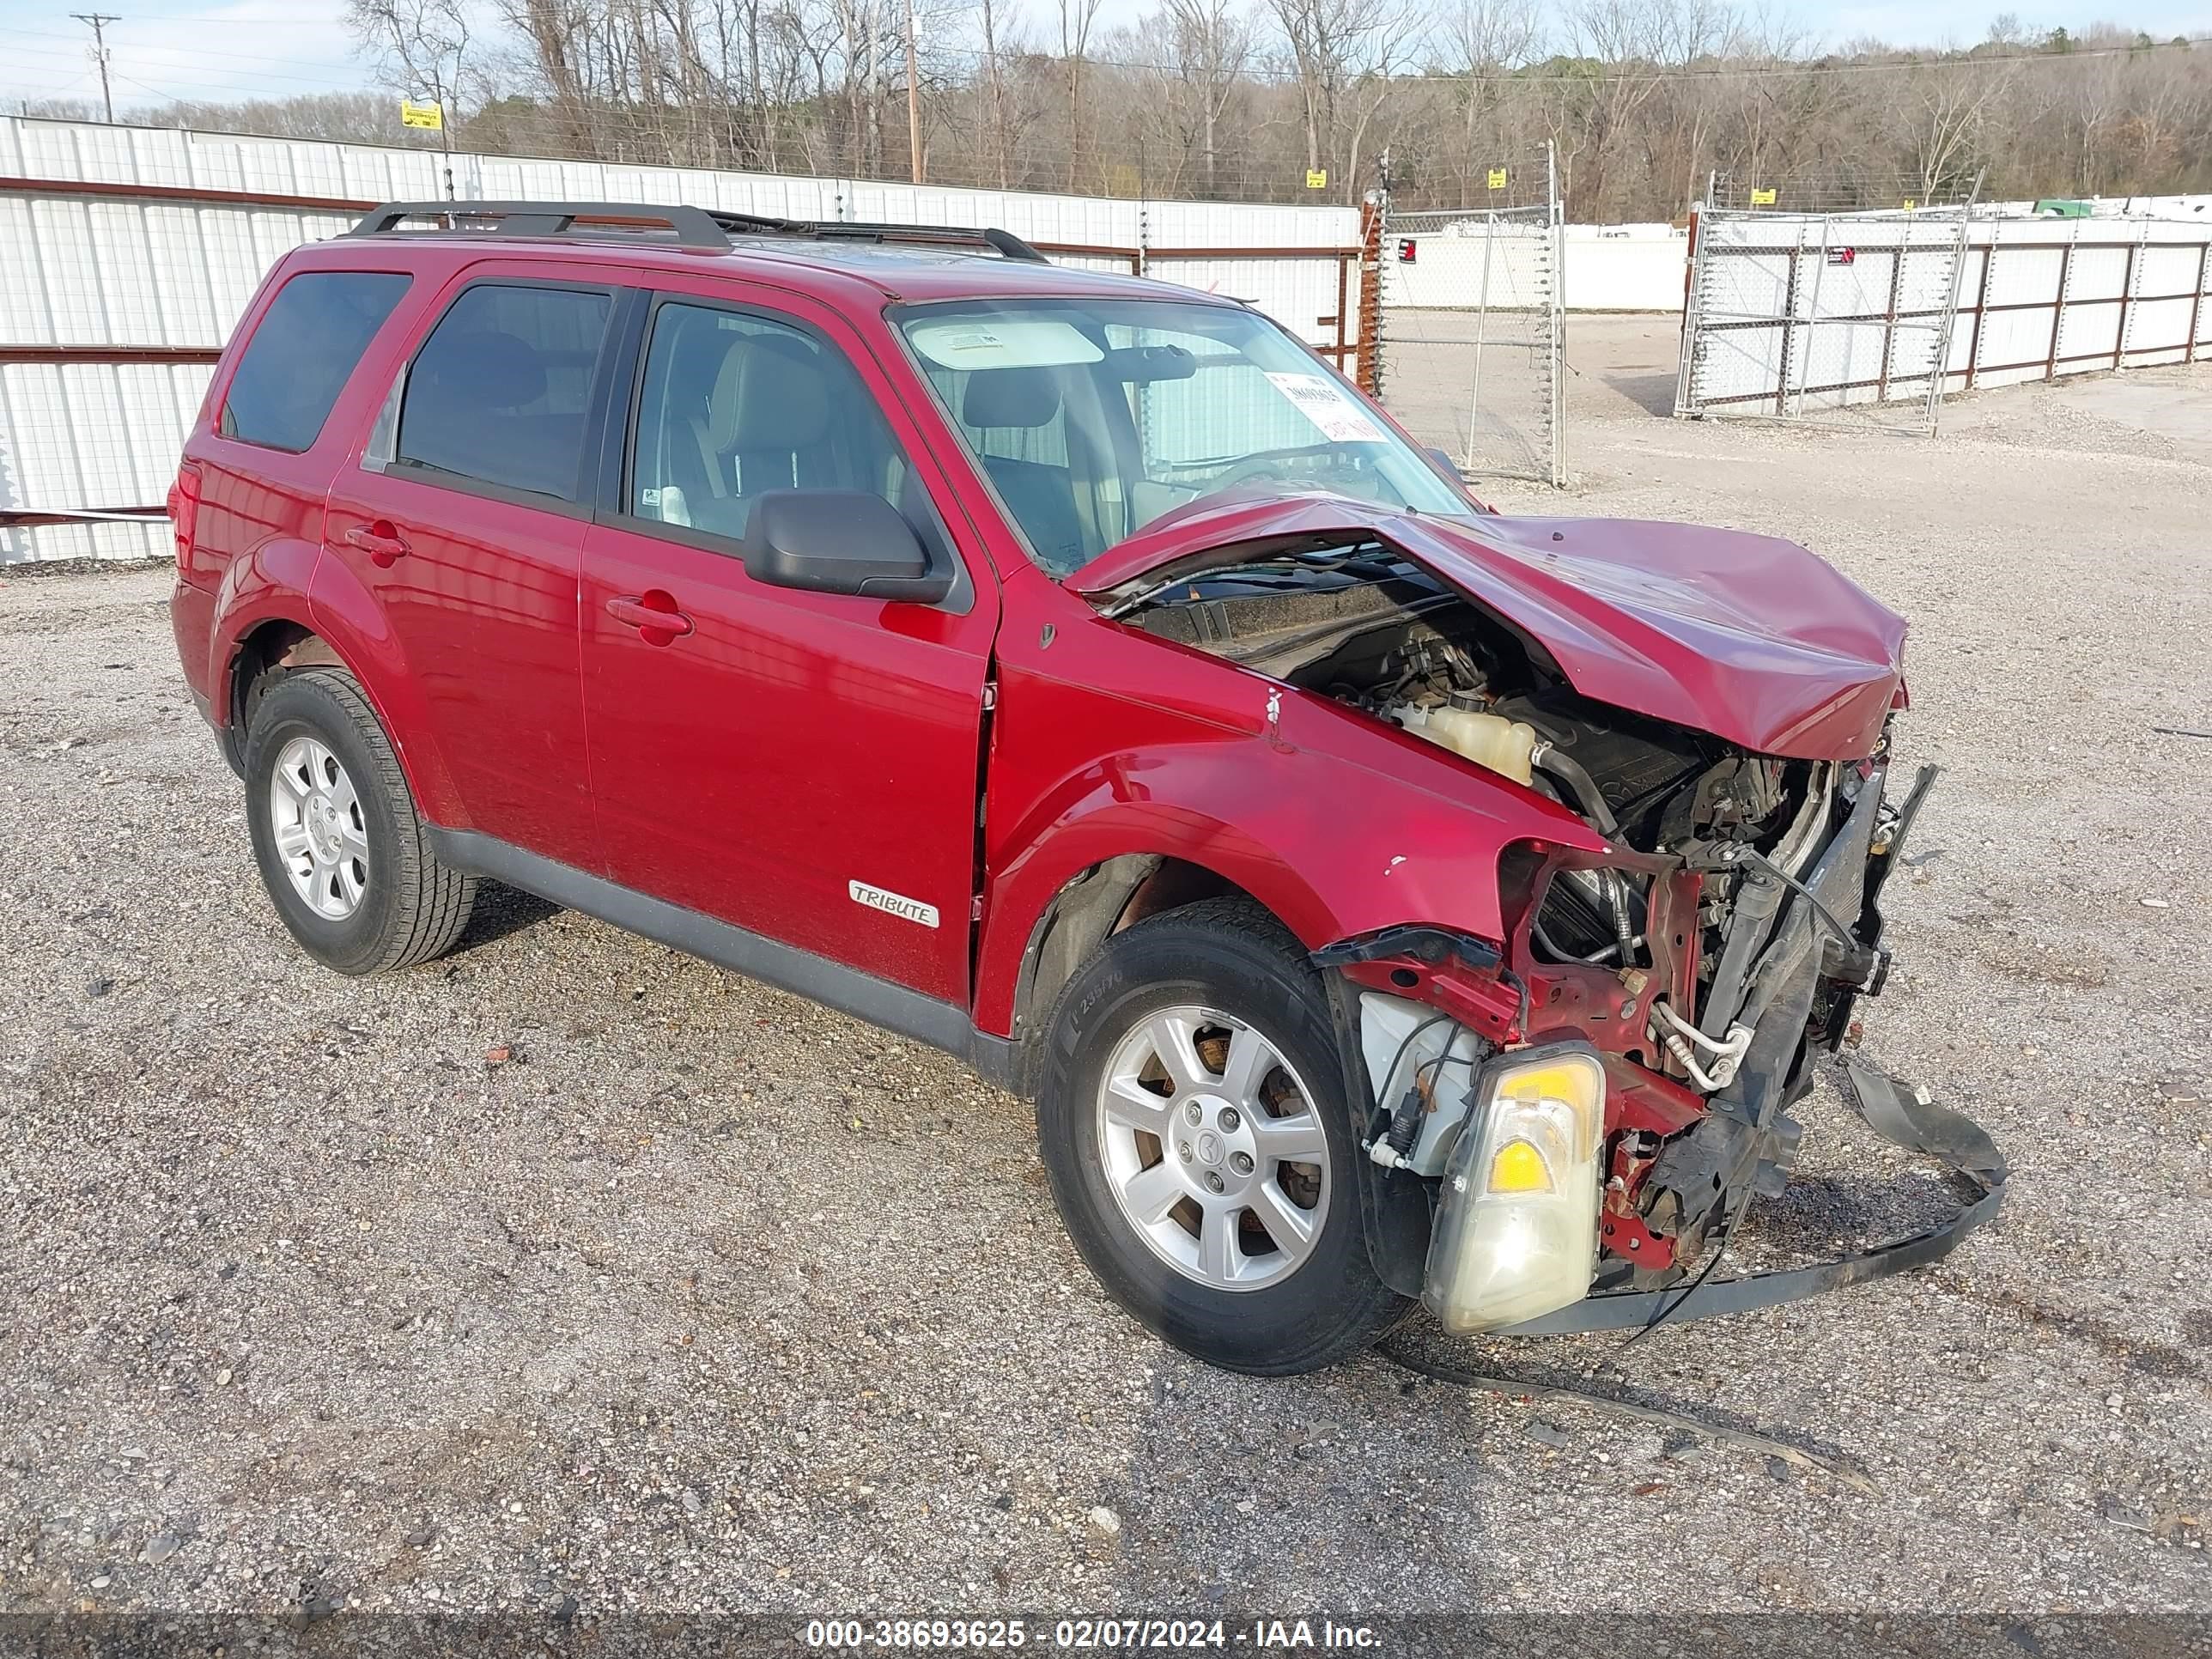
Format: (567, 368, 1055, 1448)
(1422, 1042, 1606, 1333)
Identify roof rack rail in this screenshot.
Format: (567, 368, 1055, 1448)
(348, 201, 1050, 263)
(710, 215, 1050, 264)
(348, 201, 733, 249)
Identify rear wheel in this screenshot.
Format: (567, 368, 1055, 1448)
(243, 665, 475, 975)
(1036, 897, 1407, 1375)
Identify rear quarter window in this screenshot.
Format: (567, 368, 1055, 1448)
(220, 270, 412, 453)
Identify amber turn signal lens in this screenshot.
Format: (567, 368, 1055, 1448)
(1486, 1137, 1553, 1194)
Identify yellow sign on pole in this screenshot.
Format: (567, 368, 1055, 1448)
(1304, 168, 1328, 190)
(1749, 186, 1777, 206)
(400, 100, 444, 131)
(1486, 168, 1508, 191)
(1902, 198, 1917, 211)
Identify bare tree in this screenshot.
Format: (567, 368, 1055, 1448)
(1892, 56, 2016, 198)
(240, 3, 2212, 211)
(347, 0, 475, 120)
(1270, 0, 1407, 191)
(1141, 0, 1256, 195)
(1059, 0, 1105, 189)
(1432, 0, 1536, 203)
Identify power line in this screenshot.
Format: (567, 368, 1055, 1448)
(0, 27, 364, 77)
(902, 27, 2212, 86)
(68, 13, 119, 123)
(10, 15, 2211, 99)
(0, 41, 370, 96)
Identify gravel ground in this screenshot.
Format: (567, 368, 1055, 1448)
(2, 325, 2209, 1625)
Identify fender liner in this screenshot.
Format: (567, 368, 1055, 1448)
(1318, 969, 1434, 1298)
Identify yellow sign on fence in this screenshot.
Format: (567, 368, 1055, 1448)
(1304, 169, 1328, 190)
(400, 100, 444, 131)
(1486, 168, 1508, 191)
(1750, 186, 1777, 206)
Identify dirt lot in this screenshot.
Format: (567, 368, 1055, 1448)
(2, 319, 2209, 1625)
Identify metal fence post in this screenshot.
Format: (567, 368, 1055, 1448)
(2115, 236, 2139, 370)
(1922, 180, 1982, 434)
(1877, 234, 1905, 403)
(1672, 203, 1706, 418)
(1547, 137, 1565, 488)
(1789, 216, 1833, 418)
(1964, 236, 1994, 392)
(2046, 238, 2075, 382)
(2190, 242, 2208, 365)
(1776, 245, 1802, 416)
(1462, 206, 1498, 473)
(1356, 195, 1384, 398)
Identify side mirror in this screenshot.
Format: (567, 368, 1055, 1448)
(1426, 446, 1465, 477)
(740, 489, 952, 604)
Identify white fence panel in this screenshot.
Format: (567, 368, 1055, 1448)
(1680, 210, 2212, 423)
(0, 115, 1366, 562)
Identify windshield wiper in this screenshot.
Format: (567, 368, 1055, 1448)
(1099, 544, 1405, 619)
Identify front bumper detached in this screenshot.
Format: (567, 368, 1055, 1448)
(1492, 1059, 2007, 1334)
(1460, 761, 2007, 1336)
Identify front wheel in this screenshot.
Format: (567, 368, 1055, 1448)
(1036, 897, 1408, 1375)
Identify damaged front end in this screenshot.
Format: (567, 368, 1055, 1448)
(1079, 495, 2006, 1335)
(1319, 754, 2005, 1338)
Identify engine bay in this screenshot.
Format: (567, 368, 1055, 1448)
(1123, 551, 1822, 977)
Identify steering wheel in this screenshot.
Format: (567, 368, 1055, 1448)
(1210, 458, 1290, 491)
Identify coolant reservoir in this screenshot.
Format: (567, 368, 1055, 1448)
(1395, 705, 1538, 786)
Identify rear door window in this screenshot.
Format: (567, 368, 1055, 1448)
(394, 283, 613, 502)
(219, 270, 411, 453)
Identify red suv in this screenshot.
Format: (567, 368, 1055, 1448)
(168, 201, 1993, 1376)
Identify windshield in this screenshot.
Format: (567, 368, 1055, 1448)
(892, 297, 1475, 576)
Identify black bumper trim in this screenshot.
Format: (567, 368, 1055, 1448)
(1490, 1058, 2006, 1335)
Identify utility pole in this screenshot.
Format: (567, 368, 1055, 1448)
(71, 13, 119, 124)
(904, 0, 922, 183)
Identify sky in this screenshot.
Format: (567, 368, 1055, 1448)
(3, 0, 2210, 111)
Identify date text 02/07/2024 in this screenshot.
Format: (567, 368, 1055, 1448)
(802, 1618, 1383, 1650)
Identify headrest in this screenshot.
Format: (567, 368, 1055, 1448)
(963, 367, 1060, 429)
(708, 333, 831, 453)
(421, 329, 546, 411)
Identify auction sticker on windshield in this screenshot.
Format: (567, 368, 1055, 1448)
(1265, 371, 1388, 442)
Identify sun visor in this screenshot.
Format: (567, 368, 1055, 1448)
(906, 317, 1104, 371)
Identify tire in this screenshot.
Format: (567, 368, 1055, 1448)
(1036, 896, 1408, 1375)
(242, 665, 475, 975)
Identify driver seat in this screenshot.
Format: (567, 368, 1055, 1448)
(961, 368, 1089, 570)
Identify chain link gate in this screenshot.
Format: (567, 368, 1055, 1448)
(1675, 172, 1983, 433)
(1375, 143, 1565, 487)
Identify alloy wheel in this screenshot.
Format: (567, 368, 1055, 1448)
(1094, 1005, 1332, 1292)
(267, 735, 371, 921)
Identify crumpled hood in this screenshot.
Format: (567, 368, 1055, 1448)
(1067, 493, 1907, 760)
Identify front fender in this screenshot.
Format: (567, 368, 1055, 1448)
(971, 667, 1608, 1039)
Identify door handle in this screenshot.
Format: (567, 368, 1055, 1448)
(605, 592, 694, 641)
(343, 521, 410, 568)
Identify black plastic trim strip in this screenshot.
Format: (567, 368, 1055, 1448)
(423, 828, 1018, 1088)
(1492, 1060, 2006, 1335)
(349, 201, 733, 249)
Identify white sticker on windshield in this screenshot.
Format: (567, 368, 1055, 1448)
(1265, 371, 1388, 443)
